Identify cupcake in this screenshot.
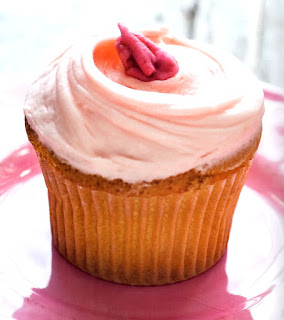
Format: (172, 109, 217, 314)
(24, 24, 264, 285)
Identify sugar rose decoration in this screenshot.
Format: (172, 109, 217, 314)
(115, 23, 179, 81)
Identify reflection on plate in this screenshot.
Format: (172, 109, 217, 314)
(0, 90, 283, 320)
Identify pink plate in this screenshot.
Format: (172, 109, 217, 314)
(0, 87, 283, 320)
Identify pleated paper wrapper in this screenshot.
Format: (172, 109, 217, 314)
(39, 158, 251, 285)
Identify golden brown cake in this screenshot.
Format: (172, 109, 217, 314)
(26, 119, 261, 285)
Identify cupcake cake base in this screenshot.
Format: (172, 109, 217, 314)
(26, 119, 261, 285)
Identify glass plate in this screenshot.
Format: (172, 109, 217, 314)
(0, 88, 283, 320)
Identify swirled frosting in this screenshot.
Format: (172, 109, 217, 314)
(24, 29, 264, 183)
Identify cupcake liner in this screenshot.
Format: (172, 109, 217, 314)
(40, 158, 252, 285)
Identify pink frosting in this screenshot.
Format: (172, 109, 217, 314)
(24, 28, 264, 183)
